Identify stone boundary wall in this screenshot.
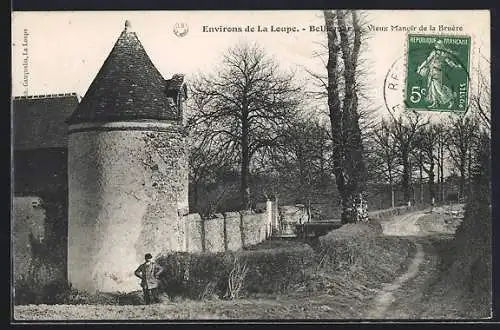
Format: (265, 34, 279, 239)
(181, 204, 430, 253)
(240, 212, 266, 247)
(224, 212, 243, 251)
(204, 215, 225, 252)
(182, 202, 275, 252)
(184, 213, 203, 252)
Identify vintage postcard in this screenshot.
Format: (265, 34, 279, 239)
(11, 10, 491, 321)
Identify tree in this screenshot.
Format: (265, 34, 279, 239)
(370, 120, 399, 208)
(412, 123, 440, 203)
(388, 112, 428, 205)
(188, 136, 237, 218)
(470, 53, 490, 132)
(432, 122, 448, 203)
(268, 116, 333, 205)
(187, 42, 301, 209)
(187, 82, 239, 216)
(323, 10, 368, 223)
(445, 115, 479, 200)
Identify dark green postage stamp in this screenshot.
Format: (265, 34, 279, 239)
(405, 34, 471, 113)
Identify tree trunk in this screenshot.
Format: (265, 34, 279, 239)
(338, 10, 366, 223)
(420, 164, 424, 205)
(402, 148, 411, 203)
(391, 187, 395, 209)
(437, 148, 441, 202)
(298, 148, 306, 203)
(324, 10, 366, 224)
(389, 170, 395, 208)
(241, 117, 251, 210)
(438, 136, 445, 202)
(440, 142, 444, 202)
(193, 181, 200, 213)
(341, 191, 354, 224)
(467, 146, 473, 198)
(428, 162, 435, 201)
(459, 164, 466, 201)
(324, 10, 345, 222)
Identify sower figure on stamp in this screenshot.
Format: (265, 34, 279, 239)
(416, 40, 462, 109)
(134, 253, 164, 305)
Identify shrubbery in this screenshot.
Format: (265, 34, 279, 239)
(14, 256, 67, 305)
(316, 221, 382, 270)
(154, 218, 411, 302)
(14, 192, 68, 305)
(443, 183, 492, 314)
(15, 214, 414, 305)
(156, 244, 316, 300)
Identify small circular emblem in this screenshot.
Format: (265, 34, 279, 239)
(173, 22, 189, 37)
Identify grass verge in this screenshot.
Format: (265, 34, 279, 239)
(418, 198, 492, 319)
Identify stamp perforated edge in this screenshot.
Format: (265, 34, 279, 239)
(401, 32, 476, 115)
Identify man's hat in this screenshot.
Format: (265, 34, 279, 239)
(145, 253, 153, 260)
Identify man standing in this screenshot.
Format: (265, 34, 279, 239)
(134, 253, 164, 304)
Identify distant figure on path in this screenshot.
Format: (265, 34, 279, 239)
(134, 253, 164, 304)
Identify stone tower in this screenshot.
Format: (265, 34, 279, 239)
(67, 21, 189, 293)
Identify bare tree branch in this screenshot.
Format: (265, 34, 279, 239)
(187, 42, 302, 209)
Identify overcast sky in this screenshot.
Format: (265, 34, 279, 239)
(11, 10, 490, 119)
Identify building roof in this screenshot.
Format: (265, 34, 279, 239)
(13, 93, 79, 150)
(67, 20, 183, 125)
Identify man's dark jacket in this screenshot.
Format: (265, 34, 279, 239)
(134, 261, 164, 289)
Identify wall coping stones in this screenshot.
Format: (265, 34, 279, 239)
(223, 211, 241, 219)
(183, 213, 202, 221)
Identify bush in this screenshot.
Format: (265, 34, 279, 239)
(241, 246, 316, 294)
(14, 192, 68, 305)
(245, 239, 313, 251)
(315, 220, 391, 273)
(155, 220, 399, 301)
(156, 244, 316, 300)
(448, 189, 492, 298)
(14, 258, 67, 305)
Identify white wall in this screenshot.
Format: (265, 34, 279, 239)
(68, 121, 188, 293)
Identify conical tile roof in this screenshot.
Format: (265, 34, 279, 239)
(68, 20, 179, 124)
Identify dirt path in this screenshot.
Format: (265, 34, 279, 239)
(379, 235, 455, 319)
(366, 241, 424, 318)
(365, 207, 463, 319)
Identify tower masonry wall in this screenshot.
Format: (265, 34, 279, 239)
(67, 121, 188, 293)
